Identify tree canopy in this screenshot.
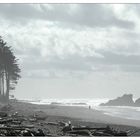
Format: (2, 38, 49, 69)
(0, 36, 21, 102)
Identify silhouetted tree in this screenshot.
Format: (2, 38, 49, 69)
(0, 36, 20, 103)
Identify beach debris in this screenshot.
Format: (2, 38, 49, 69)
(127, 128, 140, 136)
(20, 128, 46, 136)
(58, 121, 67, 126)
(0, 104, 12, 112)
(29, 118, 37, 122)
(62, 121, 74, 133)
(0, 104, 135, 137)
(0, 111, 8, 117)
(34, 129, 46, 136)
(66, 130, 93, 136)
(0, 109, 47, 136)
(21, 129, 34, 136)
(33, 111, 47, 120)
(13, 112, 18, 116)
(62, 123, 129, 137)
(46, 122, 59, 126)
(45, 121, 73, 126)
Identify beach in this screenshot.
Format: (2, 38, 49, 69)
(0, 100, 138, 136)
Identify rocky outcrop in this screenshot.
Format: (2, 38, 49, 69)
(134, 98, 140, 106)
(100, 94, 135, 106)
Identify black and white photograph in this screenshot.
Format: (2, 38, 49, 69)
(0, 2, 140, 137)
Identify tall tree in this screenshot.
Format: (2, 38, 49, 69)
(0, 36, 21, 102)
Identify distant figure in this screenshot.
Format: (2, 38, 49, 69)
(89, 105, 91, 110)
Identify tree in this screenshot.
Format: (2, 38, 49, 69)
(0, 36, 21, 103)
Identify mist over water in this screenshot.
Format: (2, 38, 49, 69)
(21, 98, 140, 121)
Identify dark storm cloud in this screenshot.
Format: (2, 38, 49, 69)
(1, 3, 139, 78)
(40, 4, 135, 29)
(0, 4, 135, 29)
(67, 4, 134, 29)
(22, 53, 93, 71)
(16, 45, 140, 78)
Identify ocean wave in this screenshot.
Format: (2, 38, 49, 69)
(95, 105, 140, 120)
(50, 102, 63, 105)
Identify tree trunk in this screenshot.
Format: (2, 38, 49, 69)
(2, 73, 4, 96)
(6, 72, 9, 102)
(0, 75, 1, 95)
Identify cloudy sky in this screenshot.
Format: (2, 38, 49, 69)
(1, 3, 140, 99)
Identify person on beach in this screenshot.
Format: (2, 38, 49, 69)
(89, 105, 91, 110)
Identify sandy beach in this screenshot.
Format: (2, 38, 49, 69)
(0, 100, 137, 136)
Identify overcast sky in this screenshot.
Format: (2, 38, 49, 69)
(1, 3, 140, 99)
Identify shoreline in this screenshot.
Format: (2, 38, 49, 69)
(15, 101, 140, 126)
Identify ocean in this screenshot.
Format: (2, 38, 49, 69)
(21, 98, 140, 121)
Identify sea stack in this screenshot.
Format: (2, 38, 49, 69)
(100, 94, 135, 106)
(134, 98, 140, 106)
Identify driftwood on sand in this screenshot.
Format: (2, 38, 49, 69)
(62, 124, 130, 136)
(0, 104, 138, 137)
(0, 105, 47, 136)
